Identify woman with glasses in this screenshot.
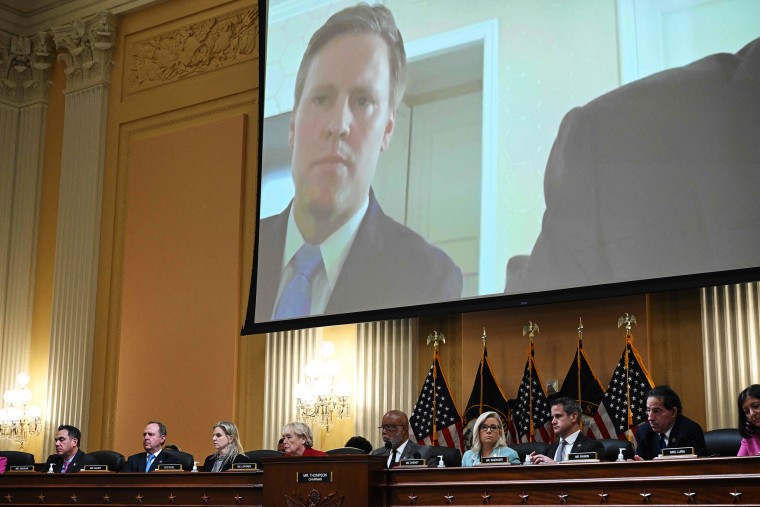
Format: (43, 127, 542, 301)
(462, 411, 520, 466)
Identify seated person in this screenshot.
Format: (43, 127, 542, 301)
(462, 411, 520, 466)
(277, 437, 286, 452)
(370, 410, 434, 467)
(634, 386, 706, 460)
(281, 422, 326, 457)
(0, 455, 5, 474)
(45, 424, 97, 473)
(203, 421, 252, 471)
(123, 421, 182, 472)
(530, 397, 604, 464)
(345, 435, 373, 453)
(737, 384, 760, 456)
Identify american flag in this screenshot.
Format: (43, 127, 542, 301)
(509, 345, 552, 443)
(586, 338, 654, 445)
(409, 352, 464, 452)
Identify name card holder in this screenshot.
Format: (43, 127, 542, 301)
(478, 456, 510, 466)
(297, 472, 332, 483)
(9, 465, 35, 472)
(82, 464, 109, 472)
(231, 462, 257, 471)
(156, 463, 183, 471)
(562, 452, 600, 463)
(398, 458, 426, 467)
(654, 447, 697, 459)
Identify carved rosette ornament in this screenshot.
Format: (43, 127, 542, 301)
(51, 11, 117, 92)
(0, 31, 54, 104)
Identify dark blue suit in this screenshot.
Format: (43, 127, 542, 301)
(245, 190, 462, 325)
(123, 450, 180, 472)
(545, 432, 605, 461)
(44, 449, 97, 473)
(635, 414, 706, 460)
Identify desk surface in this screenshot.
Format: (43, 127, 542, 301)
(0, 455, 757, 506)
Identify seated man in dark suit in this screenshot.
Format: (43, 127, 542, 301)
(370, 410, 433, 467)
(243, 3, 461, 329)
(45, 424, 97, 473)
(529, 397, 605, 464)
(123, 421, 181, 472)
(634, 386, 706, 460)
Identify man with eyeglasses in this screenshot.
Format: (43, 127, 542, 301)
(370, 410, 433, 467)
(529, 397, 604, 464)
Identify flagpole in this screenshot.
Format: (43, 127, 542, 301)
(617, 313, 637, 439)
(577, 318, 583, 431)
(480, 328, 486, 415)
(522, 321, 539, 443)
(426, 331, 446, 446)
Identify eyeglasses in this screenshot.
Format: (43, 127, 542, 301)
(479, 424, 501, 432)
(378, 424, 404, 431)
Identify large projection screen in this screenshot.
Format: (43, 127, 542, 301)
(243, 0, 760, 334)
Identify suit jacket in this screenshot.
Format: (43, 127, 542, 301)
(123, 449, 181, 472)
(202, 452, 253, 472)
(370, 440, 434, 467)
(635, 414, 707, 460)
(544, 432, 605, 461)
(506, 37, 760, 294)
(44, 449, 97, 473)
(243, 190, 462, 329)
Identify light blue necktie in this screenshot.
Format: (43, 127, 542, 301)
(145, 453, 155, 472)
(273, 243, 323, 319)
(555, 439, 567, 462)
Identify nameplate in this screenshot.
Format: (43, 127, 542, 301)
(9, 465, 34, 472)
(481, 456, 509, 465)
(156, 463, 183, 471)
(82, 464, 109, 472)
(567, 452, 599, 462)
(231, 462, 257, 470)
(654, 447, 697, 459)
(297, 472, 332, 483)
(399, 458, 426, 467)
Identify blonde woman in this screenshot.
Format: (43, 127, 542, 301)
(462, 412, 520, 466)
(202, 421, 251, 471)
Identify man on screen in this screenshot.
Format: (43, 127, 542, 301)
(247, 3, 462, 324)
(505, 37, 760, 294)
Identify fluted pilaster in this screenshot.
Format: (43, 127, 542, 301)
(0, 31, 52, 450)
(43, 11, 117, 453)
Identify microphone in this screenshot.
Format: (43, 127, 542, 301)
(384, 440, 393, 450)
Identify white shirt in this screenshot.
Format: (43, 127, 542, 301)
(555, 429, 581, 462)
(388, 440, 409, 467)
(273, 198, 369, 317)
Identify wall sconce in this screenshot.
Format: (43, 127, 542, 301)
(294, 341, 351, 433)
(0, 372, 42, 450)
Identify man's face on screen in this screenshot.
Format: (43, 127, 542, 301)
(290, 32, 395, 234)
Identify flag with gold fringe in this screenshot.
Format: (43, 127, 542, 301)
(558, 320, 606, 430)
(509, 324, 552, 443)
(409, 346, 464, 452)
(464, 330, 510, 425)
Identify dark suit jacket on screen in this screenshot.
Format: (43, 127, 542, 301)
(544, 432, 605, 461)
(123, 450, 181, 472)
(245, 190, 462, 327)
(506, 37, 760, 294)
(635, 414, 707, 460)
(370, 440, 434, 467)
(44, 449, 97, 473)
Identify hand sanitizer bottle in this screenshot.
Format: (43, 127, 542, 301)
(617, 448, 626, 462)
(192, 461, 199, 472)
(437, 455, 445, 468)
(47, 463, 55, 473)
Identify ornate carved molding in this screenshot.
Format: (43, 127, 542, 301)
(52, 11, 117, 92)
(0, 30, 53, 105)
(126, 5, 257, 94)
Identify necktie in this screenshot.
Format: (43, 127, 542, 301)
(658, 433, 667, 452)
(145, 454, 155, 472)
(273, 244, 323, 319)
(61, 460, 70, 473)
(555, 440, 567, 462)
(388, 449, 398, 468)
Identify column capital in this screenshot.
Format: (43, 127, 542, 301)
(0, 31, 54, 105)
(52, 11, 118, 93)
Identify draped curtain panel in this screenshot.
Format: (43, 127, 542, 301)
(701, 282, 760, 430)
